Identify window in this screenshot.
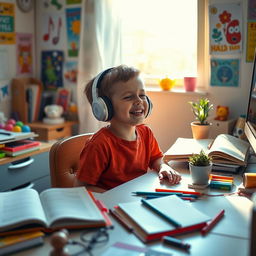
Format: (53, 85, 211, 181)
(120, 0, 207, 89)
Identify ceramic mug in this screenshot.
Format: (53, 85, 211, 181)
(184, 77, 197, 92)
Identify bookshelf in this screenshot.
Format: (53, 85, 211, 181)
(11, 77, 43, 123)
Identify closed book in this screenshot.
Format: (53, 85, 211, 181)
(113, 195, 210, 242)
(0, 187, 112, 236)
(2, 140, 40, 152)
(0, 231, 44, 255)
(1, 146, 40, 156)
(0, 129, 37, 144)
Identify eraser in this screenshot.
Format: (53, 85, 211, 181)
(188, 183, 209, 189)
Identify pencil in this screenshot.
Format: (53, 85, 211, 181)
(141, 198, 181, 228)
(201, 209, 225, 235)
(163, 236, 191, 251)
(155, 188, 202, 196)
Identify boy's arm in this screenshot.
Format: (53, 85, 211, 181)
(73, 178, 106, 193)
(151, 158, 182, 185)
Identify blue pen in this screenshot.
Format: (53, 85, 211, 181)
(132, 191, 183, 196)
(163, 236, 191, 251)
(141, 198, 181, 228)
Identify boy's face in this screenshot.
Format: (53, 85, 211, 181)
(110, 75, 148, 126)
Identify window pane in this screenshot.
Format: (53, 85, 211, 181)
(120, 0, 198, 79)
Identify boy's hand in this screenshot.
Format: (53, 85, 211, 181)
(158, 163, 182, 185)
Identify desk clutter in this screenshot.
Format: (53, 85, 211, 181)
(164, 134, 250, 174)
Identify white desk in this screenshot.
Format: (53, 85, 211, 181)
(14, 164, 253, 256)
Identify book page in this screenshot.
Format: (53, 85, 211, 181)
(165, 138, 213, 157)
(0, 189, 47, 232)
(208, 134, 250, 162)
(40, 187, 105, 227)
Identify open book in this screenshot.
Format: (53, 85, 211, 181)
(112, 195, 210, 242)
(0, 187, 111, 236)
(164, 134, 250, 166)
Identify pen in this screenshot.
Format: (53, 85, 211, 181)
(155, 188, 202, 196)
(0, 132, 11, 136)
(201, 209, 225, 235)
(132, 191, 183, 196)
(141, 198, 181, 228)
(163, 236, 191, 251)
(109, 209, 133, 232)
(95, 199, 109, 213)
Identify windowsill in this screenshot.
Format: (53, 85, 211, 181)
(146, 86, 208, 95)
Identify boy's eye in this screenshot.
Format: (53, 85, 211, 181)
(123, 96, 132, 100)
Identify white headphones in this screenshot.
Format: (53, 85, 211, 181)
(91, 68, 153, 121)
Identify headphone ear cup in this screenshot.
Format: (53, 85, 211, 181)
(92, 96, 113, 121)
(145, 96, 153, 118)
(101, 96, 113, 121)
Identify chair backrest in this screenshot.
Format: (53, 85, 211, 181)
(49, 133, 93, 188)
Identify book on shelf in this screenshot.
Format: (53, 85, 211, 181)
(112, 195, 210, 242)
(0, 129, 38, 144)
(0, 231, 44, 255)
(0, 140, 40, 152)
(26, 84, 41, 123)
(0, 187, 112, 236)
(164, 134, 250, 167)
(1, 146, 40, 156)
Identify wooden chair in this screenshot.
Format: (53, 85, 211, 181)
(49, 133, 93, 188)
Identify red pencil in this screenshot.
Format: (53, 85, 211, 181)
(201, 209, 225, 235)
(155, 188, 202, 196)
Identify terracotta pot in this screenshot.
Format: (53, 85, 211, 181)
(191, 122, 212, 139)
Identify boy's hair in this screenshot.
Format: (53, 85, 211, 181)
(84, 65, 140, 105)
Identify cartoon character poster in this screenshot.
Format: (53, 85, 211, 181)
(16, 33, 33, 76)
(41, 50, 64, 90)
(246, 22, 256, 62)
(209, 3, 242, 55)
(66, 8, 81, 57)
(0, 2, 15, 45)
(248, 0, 256, 20)
(64, 61, 77, 85)
(210, 58, 239, 87)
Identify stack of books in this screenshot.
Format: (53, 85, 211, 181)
(111, 195, 211, 242)
(164, 134, 250, 173)
(0, 139, 40, 157)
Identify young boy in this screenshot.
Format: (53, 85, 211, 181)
(74, 65, 181, 192)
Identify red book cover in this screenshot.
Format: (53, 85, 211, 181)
(1, 140, 40, 152)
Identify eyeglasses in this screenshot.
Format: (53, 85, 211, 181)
(68, 226, 114, 256)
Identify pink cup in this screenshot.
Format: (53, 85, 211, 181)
(184, 77, 197, 92)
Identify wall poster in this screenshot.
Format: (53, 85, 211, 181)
(209, 3, 242, 55)
(210, 58, 240, 87)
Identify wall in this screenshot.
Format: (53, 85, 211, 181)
(146, 0, 254, 152)
(0, 0, 35, 118)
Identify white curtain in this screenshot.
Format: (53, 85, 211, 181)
(77, 0, 122, 133)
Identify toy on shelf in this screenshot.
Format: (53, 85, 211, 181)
(43, 104, 65, 125)
(1, 118, 31, 133)
(214, 106, 229, 121)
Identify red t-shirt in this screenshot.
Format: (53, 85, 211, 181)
(77, 124, 163, 190)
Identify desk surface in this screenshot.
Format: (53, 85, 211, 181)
(14, 163, 252, 256)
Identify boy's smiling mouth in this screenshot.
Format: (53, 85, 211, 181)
(130, 109, 144, 116)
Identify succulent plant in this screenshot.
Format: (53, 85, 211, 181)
(189, 150, 212, 166)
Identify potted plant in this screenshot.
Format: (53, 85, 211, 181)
(188, 150, 212, 185)
(189, 98, 213, 139)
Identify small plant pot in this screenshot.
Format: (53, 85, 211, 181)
(191, 122, 212, 139)
(189, 162, 212, 185)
